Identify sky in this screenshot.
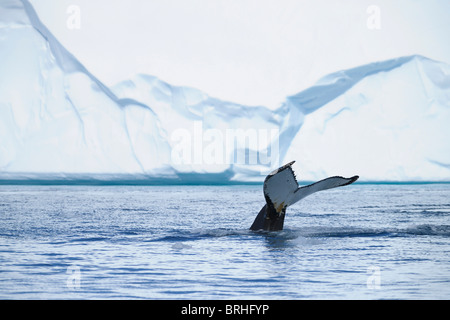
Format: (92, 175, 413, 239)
(30, 0, 450, 109)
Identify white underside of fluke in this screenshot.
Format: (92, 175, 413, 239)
(251, 161, 359, 231)
(263, 161, 359, 213)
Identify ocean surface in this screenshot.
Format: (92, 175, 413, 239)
(0, 183, 449, 299)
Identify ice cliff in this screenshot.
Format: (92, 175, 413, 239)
(1, 0, 449, 183)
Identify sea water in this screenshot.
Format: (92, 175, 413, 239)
(0, 184, 449, 299)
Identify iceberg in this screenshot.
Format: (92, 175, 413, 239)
(284, 55, 450, 181)
(1, 0, 449, 183)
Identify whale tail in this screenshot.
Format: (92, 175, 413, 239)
(250, 161, 359, 231)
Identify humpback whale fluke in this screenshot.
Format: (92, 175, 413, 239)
(250, 161, 359, 231)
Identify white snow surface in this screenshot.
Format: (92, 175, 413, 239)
(1, 0, 449, 183)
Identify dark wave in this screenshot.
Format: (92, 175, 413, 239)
(297, 225, 450, 238)
(404, 224, 450, 237)
(145, 224, 450, 244)
(146, 228, 253, 243)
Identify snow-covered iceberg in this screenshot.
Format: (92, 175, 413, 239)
(285, 55, 450, 181)
(1, 0, 449, 183)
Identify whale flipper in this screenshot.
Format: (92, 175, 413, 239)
(250, 161, 359, 231)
